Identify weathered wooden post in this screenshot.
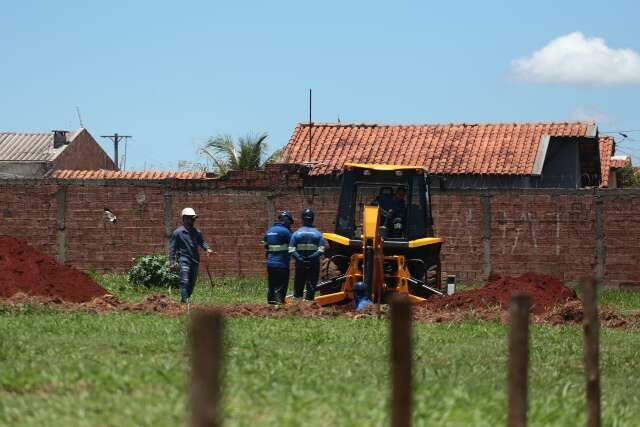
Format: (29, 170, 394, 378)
(190, 309, 224, 427)
(582, 278, 601, 427)
(391, 295, 413, 427)
(507, 293, 530, 427)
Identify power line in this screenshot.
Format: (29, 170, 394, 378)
(600, 129, 640, 134)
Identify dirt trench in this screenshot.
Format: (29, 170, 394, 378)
(0, 237, 637, 328)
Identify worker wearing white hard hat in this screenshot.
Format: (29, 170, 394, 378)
(168, 207, 213, 303)
(181, 207, 198, 217)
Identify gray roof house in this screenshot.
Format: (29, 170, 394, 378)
(0, 128, 116, 178)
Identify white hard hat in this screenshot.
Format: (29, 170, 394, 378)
(181, 207, 197, 217)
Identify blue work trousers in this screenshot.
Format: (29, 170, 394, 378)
(267, 267, 289, 304)
(294, 261, 320, 301)
(179, 259, 199, 302)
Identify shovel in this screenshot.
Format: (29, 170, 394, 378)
(205, 261, 215, 290)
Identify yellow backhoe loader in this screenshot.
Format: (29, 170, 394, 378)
(315, 163, 443, 306)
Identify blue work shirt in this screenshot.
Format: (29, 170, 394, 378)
(390, 198, 407, 218)
(263, 221, 292, 269)
(289, 226, 326, 264)
(168, 225, 210, 265)
(377, 193, 394, 211)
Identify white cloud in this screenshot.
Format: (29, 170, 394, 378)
(512, 32, 640, 85)
(568, 106, 615, 124)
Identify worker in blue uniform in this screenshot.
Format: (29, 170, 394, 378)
(390, 186, 407, 219)
(263, 211, 294, 304)
(289, 208, 326, 302)
(353, 281, 373, 310)
(168, 207, 213, 304)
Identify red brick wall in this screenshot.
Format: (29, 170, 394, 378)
(602, 193, 640, 285)
(1, 170, 640, 286)
(485, 192, 596, 282)
(431, 193, 485, 282)
(0, 182, 59, 256)
(53, 129, 117, 171)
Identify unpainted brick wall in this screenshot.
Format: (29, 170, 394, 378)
(53, 129, 117, 171)
(0, 182, 59, 256)
(1, 172, 639, 286)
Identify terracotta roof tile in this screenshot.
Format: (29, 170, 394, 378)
(610, 156, 630, 169)
(283, 122, 595, 176)
(51, 170, 208, 180)
(598, 136, 614, 187)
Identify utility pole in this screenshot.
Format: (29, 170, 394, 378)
(308, 88, 312, 163)
(100, 133, 131, 170)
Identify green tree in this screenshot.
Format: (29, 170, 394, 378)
(618, 162, 640, 187)
(200, 133, 282, 175)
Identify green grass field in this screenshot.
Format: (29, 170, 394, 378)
(1, 276, 640, 426)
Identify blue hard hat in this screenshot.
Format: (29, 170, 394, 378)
(278, 210, 294, 223)
(301, 208, 314, 221)
(353, 281, 373, 310)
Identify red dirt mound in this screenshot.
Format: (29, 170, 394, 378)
(424, 272, 577, 315)
(0, 236, 108, 302)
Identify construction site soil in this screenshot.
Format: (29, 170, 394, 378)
(0, 236, 108, 302)
(422, 272, 578, 315)
(0, 244, 636, 328)
(2, 292, 638, 329)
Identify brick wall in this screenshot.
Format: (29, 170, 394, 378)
(1, 168, 639, 286)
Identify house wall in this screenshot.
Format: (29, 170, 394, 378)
(0, 162, 51, 179)
(1, 167, 639, 286)
(539, 140, 580, 188)
(431, 174, 538, 189)
(53, 129, 117, 172)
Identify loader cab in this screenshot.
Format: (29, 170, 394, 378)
(317, 163, 444, 305)
(334, 164, 435, 241)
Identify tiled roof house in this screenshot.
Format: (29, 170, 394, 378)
(283, 122, 613, 189)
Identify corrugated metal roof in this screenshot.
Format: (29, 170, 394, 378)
(282, 122, 595, 176)
(51, 170, 209, 180)
(0, 130, 80, 162)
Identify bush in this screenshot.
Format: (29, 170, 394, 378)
(618, 162, 640, 188)
(128, 254, 179, 288)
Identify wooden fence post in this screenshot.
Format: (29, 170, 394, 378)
(507, 293, 530, 427)
(582, 279, 601, 427)
(190, 310, 224, 427)
(391, 295, 413, 427)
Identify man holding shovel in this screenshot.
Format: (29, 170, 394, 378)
(168, 208, 213, 303)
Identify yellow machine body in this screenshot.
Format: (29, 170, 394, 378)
(314, 164, 443, 306)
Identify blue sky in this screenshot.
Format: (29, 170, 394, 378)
(2, 0, 639, 169)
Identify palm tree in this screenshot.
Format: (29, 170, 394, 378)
(200, 133, 282, 175)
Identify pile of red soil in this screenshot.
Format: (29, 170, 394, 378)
(424, 272, 577, 315)
(0, 236, 108, 302)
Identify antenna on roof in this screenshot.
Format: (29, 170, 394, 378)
(75, 106, 84, 128)
(308, 88, 312, 163)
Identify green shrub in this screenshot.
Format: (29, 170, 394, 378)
(127, 254, 179, 288)
(618, 162, 640, 187)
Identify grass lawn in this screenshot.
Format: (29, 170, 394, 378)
(1, 276, 639, 426)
